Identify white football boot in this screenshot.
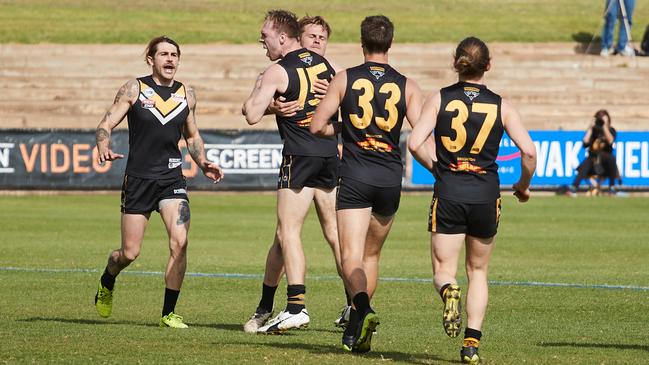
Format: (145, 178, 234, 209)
(257, 309, 310, 334)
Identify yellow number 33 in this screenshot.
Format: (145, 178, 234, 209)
(349, 79, 401, 132)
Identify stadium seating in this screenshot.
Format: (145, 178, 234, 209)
(1, 43, 647, 131)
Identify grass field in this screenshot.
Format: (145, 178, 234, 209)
(1, 193, 647, 364)
(1, 0, 648, 44)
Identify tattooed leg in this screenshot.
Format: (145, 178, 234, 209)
(159, 199, 190, 290)
(176, 200, 190, 225)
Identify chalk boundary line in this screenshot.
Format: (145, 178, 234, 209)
(2, 266, 648, 292)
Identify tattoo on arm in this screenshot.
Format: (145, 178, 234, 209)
(187, 87, 196, 105)
(184, 88, 204, 164)
(96, 127, 110, 143)
(99, 111, 112, 124)
(187, 87, 197, 116)
(176, 201, 190, 225)
(113, 85, 127, 104)
(187, 138, 204, 164)
(126, 80, 138, 99)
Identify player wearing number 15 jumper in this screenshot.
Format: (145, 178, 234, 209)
(242, 15, 351, 334)
(408, 36, 537, 364)
(242, 10, 342, 334)
(311, 15, 435, 353)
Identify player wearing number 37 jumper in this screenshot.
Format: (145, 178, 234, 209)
(408, 37, 536, 364)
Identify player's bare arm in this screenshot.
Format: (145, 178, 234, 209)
(271, 75, 331, 115)
(408, 90, 441, 171)
(268, 96, 300, 117)
(312, 78, 330, 99)
(502, 98, 536, 202)
(310, 71, 346, 137)
(184, 86, 223, 183)
(95, 79, 138, 164)
(271, 77, 330, 114)
(404, 79, 436, 172)
(242, 64, 288, 125)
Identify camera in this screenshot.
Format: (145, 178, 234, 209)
(592, 118, 605, 137)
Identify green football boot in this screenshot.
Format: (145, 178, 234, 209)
(94, 283, 113, 318)
(160, 312, 189, 328)
(351, 309, 379, 353)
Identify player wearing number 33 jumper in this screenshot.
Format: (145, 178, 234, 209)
(310, 15, 436, 353)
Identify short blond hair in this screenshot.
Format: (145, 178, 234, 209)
(265, 9, 299, 38)
(298, 15, 331, 38)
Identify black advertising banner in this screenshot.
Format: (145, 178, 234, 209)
(0, 129, 413, 190)
(199, 130, 285, 189)
(0, 129, 122, 189)
(0, 129, 285, 190)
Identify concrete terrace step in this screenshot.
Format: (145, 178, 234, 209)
(0, 43, 647, 131)
(4, 76, 645, 102)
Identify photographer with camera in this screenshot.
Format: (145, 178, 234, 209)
(569, 109, 620, 195)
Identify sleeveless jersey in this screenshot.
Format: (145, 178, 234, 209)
(339, 62, 408, 187)
(125, 75, 189, 179)
(434, 81, 504, 203)
(275, 48, 338, 157)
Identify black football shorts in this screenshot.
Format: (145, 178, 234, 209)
(120, 175, 188, 214)
(428, 195, 501, 238)
(278, 155, 338, 189)
(336, 176, 401, 217)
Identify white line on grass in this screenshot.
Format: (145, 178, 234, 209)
(2, 266, 648, 291)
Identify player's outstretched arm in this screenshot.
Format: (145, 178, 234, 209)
(310, 71, 346, 137)
(95, 79, 137, 164)
(184, 87, 223, 183)
(502, 98, 536, 202)
(408, 90, 440, 172)
(242, 64, 287, 125)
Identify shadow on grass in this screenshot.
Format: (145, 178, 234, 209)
(218, 340, 457, 364)
(191, 323, 242, 331)
(192, 322, 339, 334)
(19, 317, 158, 328)
(572, 31, 602, 55)
(538, 342, 649, 352)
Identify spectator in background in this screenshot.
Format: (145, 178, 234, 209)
(601, 0, 636, 56)
(570, 109, 620, 195)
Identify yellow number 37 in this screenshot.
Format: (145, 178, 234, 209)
(441, 100, 498, 154)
